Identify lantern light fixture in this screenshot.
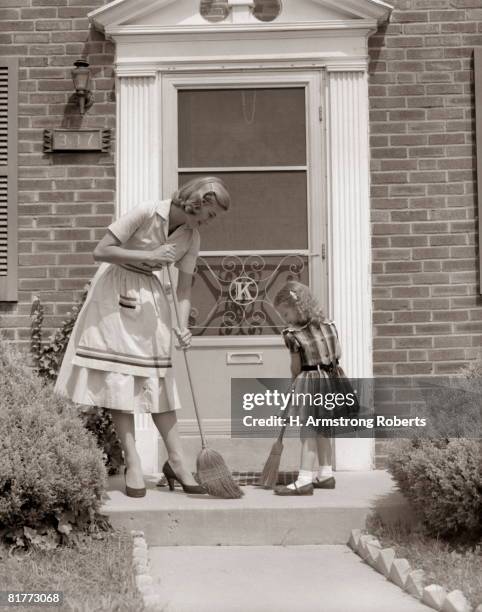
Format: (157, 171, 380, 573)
(71, 59, 94, 115)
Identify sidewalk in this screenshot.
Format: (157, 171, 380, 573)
(147, 545, 430, 612)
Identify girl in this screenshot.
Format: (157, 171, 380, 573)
(273, 281, 354, 495)
(55, 177, 230, 497)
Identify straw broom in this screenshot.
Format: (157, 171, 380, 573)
(160, 227, 243, 499)
(257, 423, 287, 489)
(257, 387, 294, 489)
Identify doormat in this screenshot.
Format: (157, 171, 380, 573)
(156, 471, 298, 488)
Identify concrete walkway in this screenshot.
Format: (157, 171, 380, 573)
(148, 545, 430, 612)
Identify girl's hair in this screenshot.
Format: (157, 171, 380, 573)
(274, 281, 325, 326)
(172, 176, 231, 215)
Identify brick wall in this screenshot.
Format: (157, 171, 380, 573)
(0, 0, 115, 347)
(369, 0, 482, 376)
(1, 0, 481, 374)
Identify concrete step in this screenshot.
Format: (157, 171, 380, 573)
(147, 545, 429, 612)
(102, 470, 414, 546)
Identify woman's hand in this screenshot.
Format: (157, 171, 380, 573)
(143, 244, 177, 269)
(174, 327, 192, 350)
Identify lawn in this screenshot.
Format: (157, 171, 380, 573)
(368, 514, 482, 609)
(0, 528, 145, 612)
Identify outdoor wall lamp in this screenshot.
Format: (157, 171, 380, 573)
(71, 59, 94, 115)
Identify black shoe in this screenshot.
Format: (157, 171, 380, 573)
(162, 461, 206, 494)
(313, 476, 336, 489)
(274, 482, 314, 496)
(124, 466, 146, 498)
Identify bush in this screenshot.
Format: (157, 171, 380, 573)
(387, 357, 482, 540)
(387, 438, 481, 541)
(0, 338, 111, 551)
(30, 292, 123, 475)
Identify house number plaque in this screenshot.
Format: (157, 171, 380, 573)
(43, 128, 111, 153)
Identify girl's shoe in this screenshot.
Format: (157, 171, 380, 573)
(274, 482, 314, 496)
(124, 466, 146, 498)
(162, 461, 206, 494)
(313, 476, 336, 489)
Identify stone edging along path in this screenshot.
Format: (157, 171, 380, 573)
(130, 530, 163, 611)
(348, 529, 480, 612)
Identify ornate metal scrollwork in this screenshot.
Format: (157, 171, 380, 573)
(190, 254, 307, 336)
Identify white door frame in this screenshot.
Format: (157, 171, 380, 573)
(116, 66, 375, 472)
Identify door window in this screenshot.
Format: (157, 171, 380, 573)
(178, 87, 310, 336)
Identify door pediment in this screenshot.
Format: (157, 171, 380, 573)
(89, 0, 392, 33)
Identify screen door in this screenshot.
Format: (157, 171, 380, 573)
(162, 74, 324, 456)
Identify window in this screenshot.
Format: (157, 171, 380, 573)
(0, 58, 18, 302)
(178, 87, 309, 336)
(200, 0, 282, 23)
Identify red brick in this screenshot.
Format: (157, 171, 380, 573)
(396, 363, 433, 375)
(394, 336, 433, 349)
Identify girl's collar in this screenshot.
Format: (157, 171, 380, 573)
(283, 321, 310, 333)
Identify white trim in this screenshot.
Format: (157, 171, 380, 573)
(114, 56, 369, 77)
(88, 0, 392, 32)
(314, 0, 392, 22)
(325, 69, 374, 471)
(198, 250, 315, 257)
(104, 20, 379, 36)
(190, 336, 285, 348)
(179, 166, 308, 173)
(117, 75, 159, 217)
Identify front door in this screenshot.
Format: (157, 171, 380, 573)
(162, 72, 326, 470)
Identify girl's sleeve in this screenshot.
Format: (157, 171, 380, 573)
(331, 322, 343, 360)
(107, 201, 154, 245)
(282, 329, 301, 354)
(175, 228, 201, 275)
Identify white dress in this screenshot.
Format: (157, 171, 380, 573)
(54, 199, 200, 414)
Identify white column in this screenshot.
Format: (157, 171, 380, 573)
(116, 74, 161, 474)
(118, 75, 159, 215)
(326, 68, 374, 471)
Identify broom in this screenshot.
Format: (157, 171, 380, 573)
(160, 227, 243, 499)
(257, 423, 287, 489)
(257, 386, 294, 489)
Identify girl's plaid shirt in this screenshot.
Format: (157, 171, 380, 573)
(281, 320, 342, 367)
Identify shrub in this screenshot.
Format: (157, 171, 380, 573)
(30, 292, 123, 475)
(387, 357, 482, 540)
(388, 438, 481, 540)
(0, 338, 111, 551)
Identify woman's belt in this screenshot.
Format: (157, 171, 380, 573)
(119, 263, 154, 276)
(301, 360, 339, 372)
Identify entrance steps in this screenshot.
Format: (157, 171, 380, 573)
(102, 470, 413, 547)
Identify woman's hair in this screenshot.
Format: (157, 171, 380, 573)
(274, 281, 325, 326)
(172, 176, 231, 215)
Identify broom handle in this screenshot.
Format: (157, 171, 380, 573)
(276, 381, 296, 443)
(160, 228, 208, 449)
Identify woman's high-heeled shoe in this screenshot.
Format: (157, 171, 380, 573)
(162, 461, 206, 494)
(124, 466, 146, 498)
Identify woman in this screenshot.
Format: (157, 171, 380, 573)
(55, 177, 231, 497)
